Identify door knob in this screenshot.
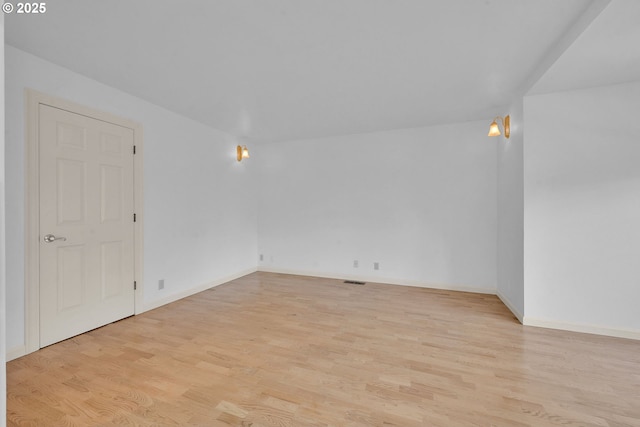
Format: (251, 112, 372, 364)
(44, 234, 67, 243)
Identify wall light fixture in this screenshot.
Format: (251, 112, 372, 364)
(488, 115, 510, 139)
(237, 145, 250, 162)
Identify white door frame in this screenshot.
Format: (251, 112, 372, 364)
(24, 89, 144, 354)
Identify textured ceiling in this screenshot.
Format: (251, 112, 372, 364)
(6, 0, 605, 142)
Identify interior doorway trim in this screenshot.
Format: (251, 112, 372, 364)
(24, 89, 144, 355)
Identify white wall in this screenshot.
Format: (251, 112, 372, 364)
(5, 46, 258, 356)
(496, 99, 524, 320)
(1, 15, 8, 427)
(257, 122, 497, 292)
(524, 81, 640, 337)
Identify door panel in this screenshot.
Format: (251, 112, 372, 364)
(57, 244, 85, 311)
(39, 104, 135, 347)
(100, 241, 124, 299)
(100, 164, 123, 223)
(57, 158, 86, 225)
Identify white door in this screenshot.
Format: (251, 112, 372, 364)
(39, 104, 135, 347)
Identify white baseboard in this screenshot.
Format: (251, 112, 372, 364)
(141, 267, 257, 313)
(496, 291, 524, 323)
(523, 317, 640, 341)
(6, 344, 27, 362)
(257, 267, 496, 295)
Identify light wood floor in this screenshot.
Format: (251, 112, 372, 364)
(7, 272, 640, 426)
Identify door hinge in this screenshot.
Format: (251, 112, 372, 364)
(133, 213, 137, 222)
(134, 281, 137, 290)
(133, 145, 136, 154)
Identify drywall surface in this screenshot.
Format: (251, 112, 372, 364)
(1, 16, 8, 426)
(524, 81, 640, 334)
(257, 122, 497, 292)
(4, 46, 257, 354)
(496, 99, 524, 320)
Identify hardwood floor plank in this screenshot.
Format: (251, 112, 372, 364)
(7, 272, 640, 426)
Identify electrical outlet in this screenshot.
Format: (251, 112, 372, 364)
(374, 262, 379, 270)
(260, 254, 264, 261)
(158, 279, 165, 290)
(353, 260, 359, 268)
